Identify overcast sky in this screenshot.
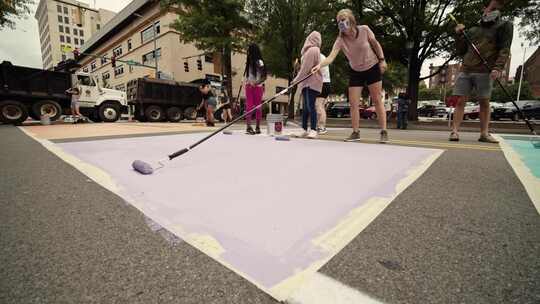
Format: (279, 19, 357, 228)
(0, 0, 537, 79)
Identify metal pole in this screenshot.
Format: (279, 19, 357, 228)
(153, 22, 158, 78)
(516, 42, 526, 103)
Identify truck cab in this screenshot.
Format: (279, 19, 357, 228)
(73, 72, 127, 122)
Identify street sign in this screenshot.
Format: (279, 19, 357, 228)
(126, 60, 138, 66)
(61, 45, 73, 53)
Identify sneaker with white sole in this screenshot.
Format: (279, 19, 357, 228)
(293, 130, 309, 138)
(318, 127, 327, 134)
(308, 129, 318, 139)
(344, 131, 361, 142)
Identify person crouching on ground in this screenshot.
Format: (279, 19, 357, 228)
(293, 31, 323, 139)
(66, 86, 82, 118)
(198, 79, 216, 127)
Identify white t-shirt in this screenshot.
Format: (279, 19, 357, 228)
(320, 54, 331, 83)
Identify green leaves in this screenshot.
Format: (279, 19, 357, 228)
(0, 0, 34, 30)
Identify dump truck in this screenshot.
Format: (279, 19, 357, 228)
(126, 77, 202, 122)
(0, 61, 127, 124)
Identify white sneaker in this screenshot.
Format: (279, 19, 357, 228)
(307, 129, 318, 139)
(318, 127, 327, 134)
(293, 130, 309, 138)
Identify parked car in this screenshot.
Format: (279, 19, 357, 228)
(361, 106, 377, 119)
(492, 100, 540, 121)
(464, 103, 480, 120)
(417, 104, 447, 117)
(327, 102, 350, 118)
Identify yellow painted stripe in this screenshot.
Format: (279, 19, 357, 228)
(318, 135, 501, 151)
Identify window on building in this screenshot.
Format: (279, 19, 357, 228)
(74, 38, 79, 45)
(141, 22, 160, 44)
(113, 46, 122, 57)
(57, 5, 62, 13)
(101, 54, 108, 64)
(60, 35, 65, 43)
(204, 54, 213, 63)
(62, 54, 66, 61)
(73, 29, 78, 36)
(63, 7, 68, 14)
(114, 65, 124, 77)
(79, 30, 84, 37)
(59, 25, 63, 33)
(142, 48, 161, 64)
(64, 17, 69, 24)
(97, 24, 101, 30)
(80, 39, 84, 45)
(82, 67, 89, 73)
(90, 61, 97, 71)
(58, 15, 63, 23)
(65, 27, 70, 34)
(127, 39, 132, 51)
(66, 36, 71, 44)
(102, 72, 111, 80)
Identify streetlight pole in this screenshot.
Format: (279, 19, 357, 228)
(516, 42, 526, 103)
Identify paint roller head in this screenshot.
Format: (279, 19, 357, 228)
(275, 135, 290, 141)
(132, 160, 154, 175)
(223, 130, 233, 135)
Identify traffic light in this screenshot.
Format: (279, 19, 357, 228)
(439, 68, 447, 84)
(197, 59, 202, 71)
(184, 61, 189, 72)
(111, 54, 116, 68)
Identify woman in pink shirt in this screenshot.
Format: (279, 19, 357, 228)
(312, 9, 388, 143)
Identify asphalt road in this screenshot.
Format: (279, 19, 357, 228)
(1, 125, 539, 303)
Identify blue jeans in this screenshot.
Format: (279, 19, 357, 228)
(302, 88, 318, 131)
(397, 111, 408, 129)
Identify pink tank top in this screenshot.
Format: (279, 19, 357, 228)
(332, 25, 379, 72)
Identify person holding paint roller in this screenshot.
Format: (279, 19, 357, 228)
(312, 9, 388, 143)
(244, 43, 267, 135)
(293, 31, 323, 139)
(450, 0, 513, 143)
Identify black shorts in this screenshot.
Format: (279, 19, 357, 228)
(349, 63, 381, 87)
(319, 83, 332, 98)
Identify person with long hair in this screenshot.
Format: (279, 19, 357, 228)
(244, 43, 267, 134)
(293, 31, 323, 139)
(312, 9, 389, 143)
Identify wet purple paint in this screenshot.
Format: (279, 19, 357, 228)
(58, 133, 439, 288)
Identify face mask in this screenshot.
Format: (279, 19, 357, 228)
(481, 10, 501, 24)
(338, 19, 350, 32)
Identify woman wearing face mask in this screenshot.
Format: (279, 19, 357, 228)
(312, 9, 388, 143)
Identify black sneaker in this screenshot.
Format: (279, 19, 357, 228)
(344, 131, 361, 142)
(255, 126, 261, 134)
(380, 130, 389, 143)
(246, 126, 256, 135)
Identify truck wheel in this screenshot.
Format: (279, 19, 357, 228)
(32, 100, 62, 121)
(183, 107, 196, 120)
(0, 100, 28, 125)
(145, 105, 164, 122)
(89, 110, 102, 122)
(98, 102, 121, 122)
(166, 107, 182, 122)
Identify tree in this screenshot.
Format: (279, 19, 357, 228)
(491, 81, 534, 103)
(518, 0, 540, 45)
(163, 0, 252, 97)
(246, 0, 339, 118)
(0, 0, 34, 30)
(359, 0, 532, 120)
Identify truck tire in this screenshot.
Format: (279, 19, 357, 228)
(0, 100, 28, 125)
(32, 100, 62, 121)
(145, 105, 164, 122)
(183, 107, 196, 120)
(98, 102, 121, 122)
(166, 107, 182, 122)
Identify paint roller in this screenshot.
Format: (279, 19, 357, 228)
(132, 71, 315, 175)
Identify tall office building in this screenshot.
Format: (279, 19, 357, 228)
(34, 0, 116, 70)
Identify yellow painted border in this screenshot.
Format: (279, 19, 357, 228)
(493, 134, 540, 214)
(19, 126, 443, 301)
